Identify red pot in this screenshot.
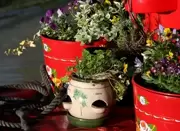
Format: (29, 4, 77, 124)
(125, 0, 177, 13)
(132, 75, 180, 131)
(41, 36, 106, 87)
(160, 1, 180, 29)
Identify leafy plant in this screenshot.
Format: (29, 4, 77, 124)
(69, 49, 130, 101)
(135, 26, 180, 94)
(74, 0, 145, 52)
(5, 1, 78, 56)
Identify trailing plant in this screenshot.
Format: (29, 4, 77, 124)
(69, 49, 130, 101)
(5, 1, 78, 56)
(74, 0, 145, 53)
(135, 25, 180, 94)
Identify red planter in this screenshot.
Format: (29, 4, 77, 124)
(125, 0, 177, 13)
(160, 1, 180, 29)
(41, 36, 106, 87)
(132, 75, 180, 131)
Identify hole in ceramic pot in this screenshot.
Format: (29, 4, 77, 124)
(62, 95, 72, 110)
(91, 100, 107, 114)
(92, 100, 107, 108)
(64, 95, 72, 103)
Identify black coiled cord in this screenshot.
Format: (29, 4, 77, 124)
(0, 64, 67, 131)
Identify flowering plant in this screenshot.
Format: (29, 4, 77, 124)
(5, 1, 78, 56)
(68, 48, 130, 101)
(74, 0, 145, 52)
(135, 26, 180, 94)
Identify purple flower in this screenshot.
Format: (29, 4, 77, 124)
(46, 9, 55, 17)
(176, 42, 180, 48)
(40, 17, 44, 23)
(49, 23, 57, 30)
(44, 17, 51, 24)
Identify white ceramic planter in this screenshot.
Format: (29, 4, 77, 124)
(62, 77, 115, 119)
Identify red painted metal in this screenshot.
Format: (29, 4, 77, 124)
(160, 1, 180, 29)
(132, 76, 180, 131)
(41, 36, 106, 83)
(126, 0, 177, 13)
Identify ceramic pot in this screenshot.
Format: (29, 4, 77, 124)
(62, 76, 115, 119)
(132, 74, 180, 131)
(41, 36, 107, 90)
(125, 0, 177, 13)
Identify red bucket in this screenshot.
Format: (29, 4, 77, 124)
(41, 36, 106, 85)
(160, 1, 180, 29)
(125, 0, 177, 13)
(132, 75, 180, 131)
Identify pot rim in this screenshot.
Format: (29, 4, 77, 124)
(132, 74, 180, 98)
(41, 35, 106, 45)
(71, 73, 108, 83)
(41, 35, 80, 43)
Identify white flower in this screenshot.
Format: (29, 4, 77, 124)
(118, 75, 122, 79)
(140, 120, 150, 131)
(158, 24, 164, 34)
(141, 53, 148, 62)
(43, 44, 50, 52)
(46, 65, 52, 77)
(28, 41, 36, 47)
(57, 9, 63, 17)
(134, 57, 143, 68)
(173, 29, 177, 34)
(139, 96, 146, 105)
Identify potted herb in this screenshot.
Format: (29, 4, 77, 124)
(132, 27, 180, 131)
(62, 48, 130, 127)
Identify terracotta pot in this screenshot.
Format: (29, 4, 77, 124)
(125, 0, 177, 13)
(41, 36, 106, 89)
(160, 1, 180, 29)
(63, 76, 114, 120)
(132, 74, 180, 131)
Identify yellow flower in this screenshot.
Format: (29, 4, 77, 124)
(111, 16, 119, 24)
(164, 28, 171, 35)
(123, 63, 128, 74)
(146, 39, 153, 47)
(52, 78, 61, 87)
(163, 28, 172, 40)
(146, 71, 151, 78)
(74, 6, 78, 10)
(27, 40, 36, 47)
(19, 40, 26, 46)
(167, 51, 174, 59)
(104, 0, 111, 5)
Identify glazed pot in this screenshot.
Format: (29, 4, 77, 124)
(125, 0, 177, 13)
(62, 75, 115, 120)
(132, 74, 180, 131)
(41, 36, 106, 90)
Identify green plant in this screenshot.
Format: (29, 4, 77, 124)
(74, 0, 145, 52)
(135, 26, 180, 94)
(69, 49, 130, 101)
(5, 1, 78, 56)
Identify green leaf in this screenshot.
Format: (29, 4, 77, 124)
(60, 76, 69, 83)
(52, 69, 57, 78)
(148, 124, 157, 131)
